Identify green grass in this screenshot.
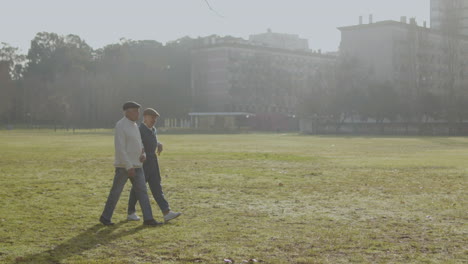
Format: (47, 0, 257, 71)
(0, 130, 467, 263)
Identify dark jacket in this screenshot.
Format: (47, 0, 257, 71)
(139, 123, 158, 160)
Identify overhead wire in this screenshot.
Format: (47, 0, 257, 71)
(203, 0, 224, 18)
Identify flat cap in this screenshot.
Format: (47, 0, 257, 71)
(122, 101, 141, 110)
(143, 108, 160, 117)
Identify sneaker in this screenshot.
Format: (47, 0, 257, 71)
(164, 211, 182, 223)
(127, 213, 140, 221)
(99, 216, 114, 226)
(143, 219, 163, 226)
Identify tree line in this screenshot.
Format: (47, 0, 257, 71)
(1, 31, 467, 133)
(0, 33, 194, 128)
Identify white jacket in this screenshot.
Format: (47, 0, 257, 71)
(114, 117, 145, 169)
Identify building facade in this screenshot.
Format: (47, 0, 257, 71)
(190, 36, 336, 116)
(431, 0, 468, 36)
(339, 19, 468, 100)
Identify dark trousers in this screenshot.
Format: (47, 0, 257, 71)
(128, 157, 170, 214)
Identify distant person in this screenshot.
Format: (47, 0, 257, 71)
(100, 101, 161, 226)
(127, 108, 182, 223)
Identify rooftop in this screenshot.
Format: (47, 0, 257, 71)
(338, 19, 468, 40)
(193, 41, 337, 59)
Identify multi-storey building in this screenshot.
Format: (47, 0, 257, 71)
(338, 19, 468, 99)
(431, 0, 468, 36)
(190, 36, 336, 116)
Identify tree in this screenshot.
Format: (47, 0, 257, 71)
(0, 61, 14, 124)
(365, 82, 399, 133)
(0, 43, 25, 124)
(23, 32, 94, 127)
(328, 55, 371, 132)
(0, 42, 25, 80)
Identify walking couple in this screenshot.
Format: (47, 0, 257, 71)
(100, 101, 181, 226)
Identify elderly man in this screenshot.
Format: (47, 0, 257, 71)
(127, 108, 182, 222)
(100, 101, 160, 226)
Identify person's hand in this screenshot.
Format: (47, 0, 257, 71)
(139, 154, 146, 163)
(157, 142, 163, 156)
(127, 168, 136, 178)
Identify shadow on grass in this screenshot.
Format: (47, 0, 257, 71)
(15, 221, 150, 264)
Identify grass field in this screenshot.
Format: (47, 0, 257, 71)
(0, 130, 467, 264)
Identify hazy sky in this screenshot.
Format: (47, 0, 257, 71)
(1, 0, 429, 53)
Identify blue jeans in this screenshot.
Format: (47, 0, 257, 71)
(128, 157, 170, 214)
(101, 168, 154, 221)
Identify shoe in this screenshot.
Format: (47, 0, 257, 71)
(143, 219, 162, 226)
(127, 213, 140, 221)
(99, 216, 114, 226)
(164, 211, 182, 223)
